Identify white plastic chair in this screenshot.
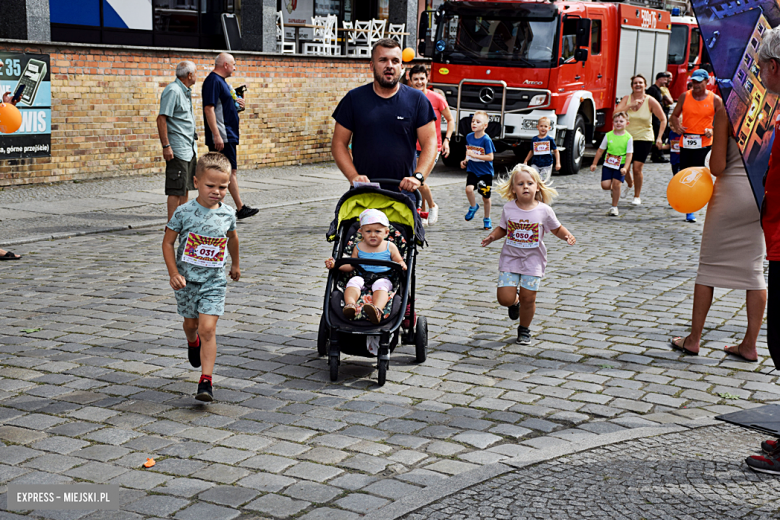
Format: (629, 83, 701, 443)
(349, 20, 371, 56)
(304, 15, 337, 56)
(369, 19, 386, 48)
(388, 22, 405, 47)
(276, 11, 295, 54)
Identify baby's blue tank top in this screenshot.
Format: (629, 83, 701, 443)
(357, 242, 391, 273)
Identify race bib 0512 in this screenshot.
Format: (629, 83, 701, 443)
(182, 233, 227, 268)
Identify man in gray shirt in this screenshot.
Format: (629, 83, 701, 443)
(157, 61, 198, 221)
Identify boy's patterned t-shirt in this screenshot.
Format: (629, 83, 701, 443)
(167, 199, 237, 283)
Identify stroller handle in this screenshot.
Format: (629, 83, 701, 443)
(361, 178, 422, 209)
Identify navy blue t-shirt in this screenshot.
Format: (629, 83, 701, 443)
(530, 135, 557, 168)
(332, 83, 436, 183)
(202, 72, 239, 146)
(466, 133, 496, 177)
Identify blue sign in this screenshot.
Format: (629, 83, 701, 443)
(0, 53, 52, 159)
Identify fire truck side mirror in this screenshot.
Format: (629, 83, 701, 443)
(576, 18, 591, 48)
(574, 48, 589, 62)
(418, 11, 431, 56)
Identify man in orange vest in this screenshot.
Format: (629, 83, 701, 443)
(670, 68, 723, 222)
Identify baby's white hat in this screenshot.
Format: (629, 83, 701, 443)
(359, 208, 389, 228)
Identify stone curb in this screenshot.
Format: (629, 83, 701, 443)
(0, 180, 464, 248)
(373, 418, 721, 520)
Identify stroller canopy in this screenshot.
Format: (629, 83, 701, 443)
(327, 186, 426, 246)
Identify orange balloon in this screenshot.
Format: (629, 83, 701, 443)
(667, 167, 714, 213)
(0, 103, 22, 134)
(402, 47, 415, 62)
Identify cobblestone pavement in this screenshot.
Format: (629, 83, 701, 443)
(1, 157, 779, 519)
(403, 423, 780, 520)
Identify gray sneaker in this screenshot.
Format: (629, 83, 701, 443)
(516, 325, 531, 345)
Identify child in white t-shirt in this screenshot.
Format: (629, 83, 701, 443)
(481, 164, 576, 345)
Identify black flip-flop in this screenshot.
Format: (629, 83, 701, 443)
(670, 336, 698, 356)
(724, 346, 758, 363)
(0, 251, 21, 261)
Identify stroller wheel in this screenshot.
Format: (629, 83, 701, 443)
(317, 316, 329, 357)
(377, 359, 388, 386)
(415, 316, 428, 363)
(329, 355, 339, 382)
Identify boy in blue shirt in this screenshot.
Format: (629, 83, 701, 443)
(163, 152, 240, 402)
(460, 111, 496, 230)
(523, 116, 560, 182)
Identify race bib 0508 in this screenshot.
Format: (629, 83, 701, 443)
(506, 221, 540, 249)
(604, 153, 621, 169)
(182, 233, 227, 268)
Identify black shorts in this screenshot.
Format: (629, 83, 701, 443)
(631, 140, 653, 164)
(209, 142, 238, 170)
(164, 155, 196, 196)
(466, 172, 492, 198)
(679, 146, 711, 170)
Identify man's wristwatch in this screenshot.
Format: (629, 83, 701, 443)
(413, 172, 425, 185)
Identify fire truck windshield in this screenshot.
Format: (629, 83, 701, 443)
(436, 4, 558, 68)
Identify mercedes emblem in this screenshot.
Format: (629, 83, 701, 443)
(478, 87, 495, 104)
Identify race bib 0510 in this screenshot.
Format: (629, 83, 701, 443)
(182, 233, 227, 268)
(533, 141, 551, 155)
(506, 221, 540, 249)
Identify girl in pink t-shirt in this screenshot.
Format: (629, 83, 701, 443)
(481, 164, 576, 345)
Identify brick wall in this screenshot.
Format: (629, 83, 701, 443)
(0, 42, 386, 187)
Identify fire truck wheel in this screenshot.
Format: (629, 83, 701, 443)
(442, 135, 466, 168)
(561, 114, 586, 175)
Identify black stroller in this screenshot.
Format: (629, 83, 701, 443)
(318, 181, 428, 386)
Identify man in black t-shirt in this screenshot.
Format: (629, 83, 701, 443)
(646, 72, 672, 163)
(331, 39, 437, 192)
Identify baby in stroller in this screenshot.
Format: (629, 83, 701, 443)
(325, 208, 407, 324)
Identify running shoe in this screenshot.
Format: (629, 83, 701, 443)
(195, 380, 213, 402)
(421, 218, 428, 227)
(632, 197, 642, 205)
(607, 207, 619, 217)
(236, 205, 259, 220)
(686, 213, 697, 222)
(516, 325, 532, 345)
(621, 184, 632, 199)
(465, 204, 479, 221)
(508, 300, 520, 320)
(746, 445, 780, 475)
(483, 217, 492, 230)
(428, 204, 439, 225)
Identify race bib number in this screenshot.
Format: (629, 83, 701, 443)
(683, 134, 702, 149)
(604, 154, 622, 169)
(466, 145, 486, 162)
(182, 233, 227, 268)
(533, 141, 551, 155)
(671, 141, 680, 153)
(506, 221, 540, 249)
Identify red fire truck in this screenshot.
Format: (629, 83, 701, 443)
(667, 14, 710, 99)
(419, 0, 671, 175)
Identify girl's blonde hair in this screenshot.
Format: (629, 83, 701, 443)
(496, 164, 558, 204)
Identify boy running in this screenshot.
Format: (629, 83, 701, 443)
(461, 111, 496, 230)
(163, 152, 240, 402)
(523, 116, 560, 182)
(590, 112, 633, 217)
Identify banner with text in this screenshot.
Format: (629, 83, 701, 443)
(0, 52, 51, 159)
